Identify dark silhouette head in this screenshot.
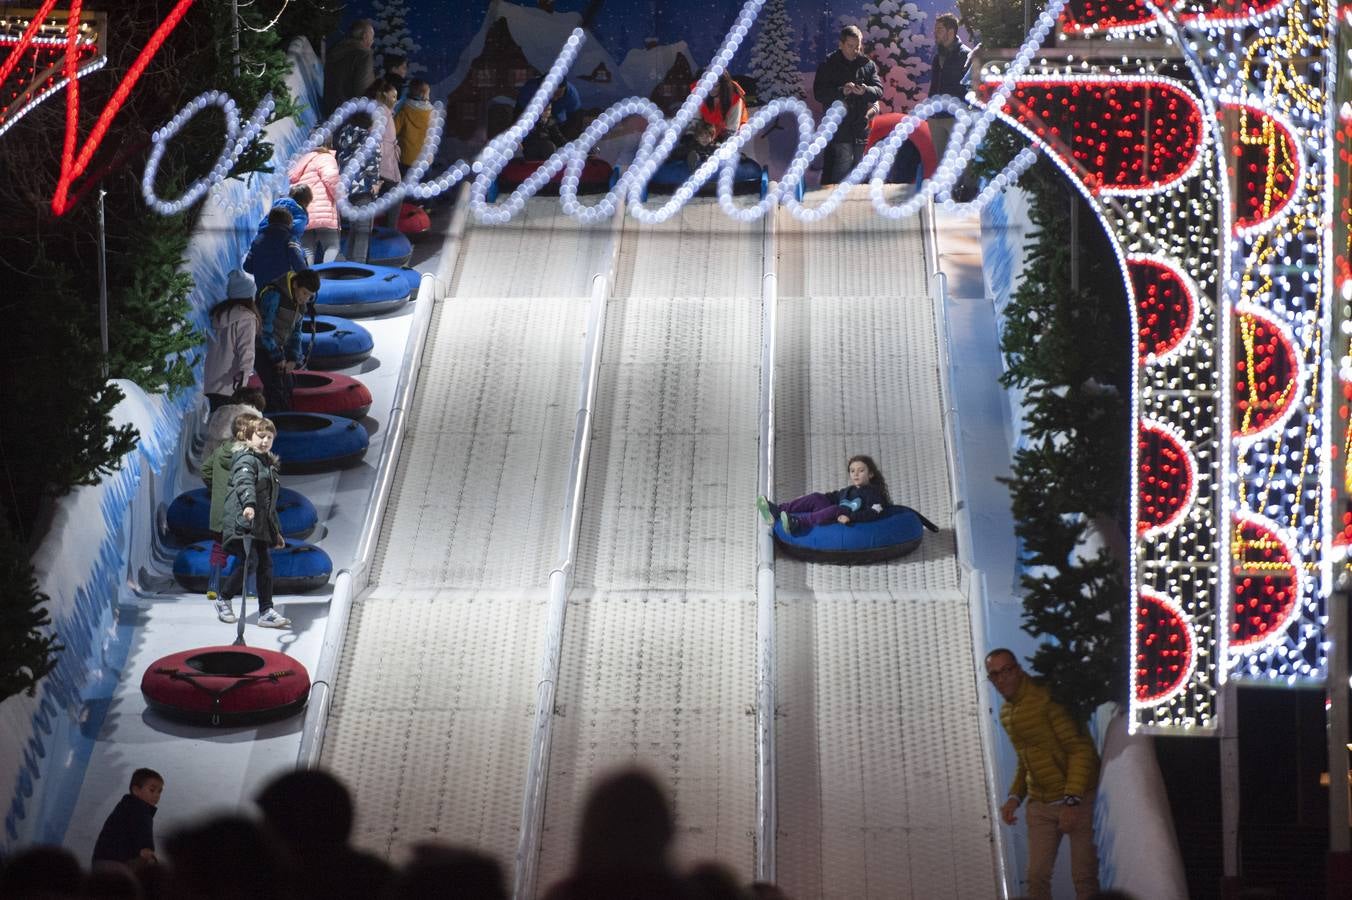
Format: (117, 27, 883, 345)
(575, 769, 674, 875)
(84, 865, 144, 899)
(255, 768, 354, 850)
(0, 845, 83, 898)
(685, 862, 747, 900)
(164, 814, 292, 900)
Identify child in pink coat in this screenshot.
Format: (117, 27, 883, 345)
(289, 145, 342, 263)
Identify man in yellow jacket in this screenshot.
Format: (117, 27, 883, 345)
(986, 648, 1101, 899)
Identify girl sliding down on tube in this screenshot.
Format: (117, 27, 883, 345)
(758, 455, 890, 535)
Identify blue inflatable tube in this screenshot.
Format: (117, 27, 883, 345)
(341, 225, 413, 267)
(312, 262, 412, 317)
(772, 506, 939, 564)
(392, 266, 422, 296)
(271, 412, 369, 474)
(301, 315, 374, 370)
(167, 487, 317, 544)
(172, 538, 333, 593)
(644, 157, 766, 200)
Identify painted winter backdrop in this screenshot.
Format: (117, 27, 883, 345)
(349, 0, 958, 112)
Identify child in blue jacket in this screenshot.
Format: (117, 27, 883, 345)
(243, 207, 308, 290)
(758, 455, 891, 534)
(253, 185, 312, 244)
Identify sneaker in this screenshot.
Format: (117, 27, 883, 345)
(780, 510, 797, 535)
(213, 596, 236, 624)
(257, 608, 291, 628)
(756, 495, 778, 525)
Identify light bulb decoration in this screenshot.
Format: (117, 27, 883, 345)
(1139, 417, 1201, 537)
(978, 6, 1235, 731)
(1200, 0, 1333, 686)
(0, 3, 103, 139)
(1136, 587, 1198, 707)
(1060, 0, 1295, 36)
(1232, 302, 1305, 444)
(1130, 254, 1201, 365)
(1227, 509, 1306, 656)
(134, 0, 1073, 229)
(985, 0, 1337, 723)
(142, 90, 274, 216)
(53, 0, 195, 215)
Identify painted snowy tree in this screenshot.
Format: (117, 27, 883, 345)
(750, 0, 806, 103)
(371, 0, 422, 71)
(854, 0, 933, 111)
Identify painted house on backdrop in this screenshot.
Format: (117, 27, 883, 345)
(434, 0, 629, 142)
(618, 38, 698, 116)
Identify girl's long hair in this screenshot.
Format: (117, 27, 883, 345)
(703, 70, 737, 114)
(848, 454, 891, 506)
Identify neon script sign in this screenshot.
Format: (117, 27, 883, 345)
(140, 0, 1067, 226)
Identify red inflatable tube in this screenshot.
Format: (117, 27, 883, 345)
(498, 157, 614, 189)
(865, 114, 938, 179)
(247, 371, 373, 419)
(141, 645, 310, 726)
(398, 202, 431, 235)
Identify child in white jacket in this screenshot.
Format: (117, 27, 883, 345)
(202, 270, 259, 412)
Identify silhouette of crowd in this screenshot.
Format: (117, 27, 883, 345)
(1, 768, 801, 900)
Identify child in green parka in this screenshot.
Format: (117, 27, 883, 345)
(200, 389, 264, 608)
(219, 417, 290, 628)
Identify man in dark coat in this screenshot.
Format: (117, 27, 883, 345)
(927, 12, 974, 161)
(323, 19, 376, 116)
(812, 25, 884, 186)
(91, 768, 163, 868)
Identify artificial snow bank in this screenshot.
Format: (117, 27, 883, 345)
(0, 37, 327, 854)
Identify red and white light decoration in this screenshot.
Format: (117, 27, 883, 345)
(11, 0, 1339, 732)
(0, 5, 103, 139)
(985, 0, 1335, 730)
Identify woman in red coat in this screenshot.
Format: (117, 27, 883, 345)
(692, 71, 748, 140)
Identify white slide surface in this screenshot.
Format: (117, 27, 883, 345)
(534, 203, 765, 889)
(320, 200, 610, 863)
(772, 189, 996, 899)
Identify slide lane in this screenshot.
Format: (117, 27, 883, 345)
(771, 189, 995, 899)
(321, 200, 612, 864)
(533, 201, 766, 888)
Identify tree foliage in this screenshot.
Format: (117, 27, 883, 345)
(0, 0, 327, 703)
(974, 120, 1131, 723)
(957, 0, 1036, 50)
(750, 0, 807, 104)
(855, 0, 933, 111)
(0, 510, 61, 699)
(371, 0, 422, 72)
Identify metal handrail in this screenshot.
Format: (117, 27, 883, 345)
(511, 205, 625, 900)
(922, 202, 1016, 897)
(754, 200, 779, 883)
(295, 188, 471, 770)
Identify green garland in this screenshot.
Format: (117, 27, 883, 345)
(976, 126, 1132, 723)
(0, 1, 326, 703)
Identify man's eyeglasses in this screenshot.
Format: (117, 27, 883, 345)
(986, 663, 1018, 680)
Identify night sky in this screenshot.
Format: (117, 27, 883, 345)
(351, 0, 955, 87)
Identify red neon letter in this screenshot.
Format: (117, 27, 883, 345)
(32, 0, 196, 216)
